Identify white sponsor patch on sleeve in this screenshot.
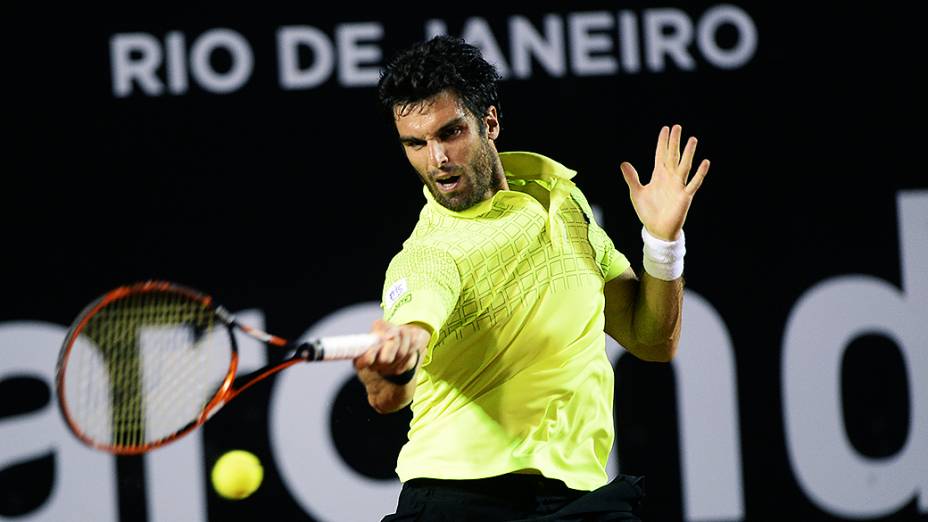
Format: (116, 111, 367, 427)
(385, 278, 409, 309)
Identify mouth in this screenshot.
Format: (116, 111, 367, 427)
(434, 175, 462, 192)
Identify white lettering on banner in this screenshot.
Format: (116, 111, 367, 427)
(269, 303, 400, 522)
(618, 11, 641, 73)
(604, 287, 743, 521)
(277, 26, 336, 90)
(145, 433, 206, 522)
(428, 6, 756, 81)
(644, 8, 696, 72)
(509, 15, 566, 79)
(110, 29, 253, 97)
(110, 33, 163, 97)
(4, 190, 921, 519)
(165, 31, 188, 94)
(672, 293, 745, 521)
(110, 6, 757, 96)
(424, 19, 446, 41)
(336, 23, 384, 87)
(569, 12, 618, 76)
(783, 190, 928, 518)
(459, 18, 511, 78)
(143, 310, 268, 522)
(0, 312, 267, 522)
(189, 29, 253, 94)
(0, 322, 118, 522)
(698, 5, 757, 69)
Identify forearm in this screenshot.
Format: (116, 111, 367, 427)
(631, 272, 683, 361)
(353, 321, 430, 414)
(611, 122, 708, 360)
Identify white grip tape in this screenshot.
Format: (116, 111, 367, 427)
(317, 333, 379, 360)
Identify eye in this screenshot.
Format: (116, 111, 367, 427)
(441, 126, 464, 140)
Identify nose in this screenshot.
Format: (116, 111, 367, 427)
(427, 140, 448, 169)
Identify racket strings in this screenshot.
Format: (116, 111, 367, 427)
(64, 291, 232, 449)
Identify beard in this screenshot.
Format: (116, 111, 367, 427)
(424, 139, 504, 212)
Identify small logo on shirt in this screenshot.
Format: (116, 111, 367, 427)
(385, 278, 408, 308)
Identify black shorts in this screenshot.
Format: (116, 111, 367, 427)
(381, 473, 644, 521)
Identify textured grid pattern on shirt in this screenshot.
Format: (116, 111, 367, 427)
(388, 190, 615, 343)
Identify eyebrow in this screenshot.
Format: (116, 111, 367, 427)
(398, 117, 468, 145)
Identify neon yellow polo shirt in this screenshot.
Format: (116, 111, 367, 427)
(381, 151, 630, 491)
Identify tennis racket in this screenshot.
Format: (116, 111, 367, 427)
(55, 280, 377, 455)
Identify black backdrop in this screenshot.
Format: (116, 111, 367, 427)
(3, 3, 926, 521)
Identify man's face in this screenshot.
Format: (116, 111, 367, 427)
(394, 91, 505, 211)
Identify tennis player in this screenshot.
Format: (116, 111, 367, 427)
(354, 35, 709, 521)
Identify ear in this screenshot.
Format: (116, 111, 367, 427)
(484, 106, 501, 141)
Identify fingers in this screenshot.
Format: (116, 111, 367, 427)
(668, 124, 682, 166)
(685, 159, 710, 195)
(379, 328, 411, 365)
(374, 328, 403, 367)
(632, 123, 708, 196)
(354, 321, 423, 376)
(353, 344, 378, 370)
(654, 125, 669, 167)
(665, 124, 702, 184)
(371, 319, 388, 333)
(355, 338, 397, 372)
(394, 348, 419, 374)
(354, 321, 393, 370)
(620, 162, 642, 195)
(680, 136, 697, 179)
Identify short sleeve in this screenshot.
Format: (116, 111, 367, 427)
(595, 225, 631, 282)
(569, 187, 631, 282)
(382, 243, 461, 335)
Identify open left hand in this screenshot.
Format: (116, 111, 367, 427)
(620, 124, 710, 240)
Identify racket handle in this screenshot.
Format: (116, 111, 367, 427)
(300, 333, 379, 361)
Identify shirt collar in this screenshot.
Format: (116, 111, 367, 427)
(422, 151, 577, 218)
(500, 151, 577, 182)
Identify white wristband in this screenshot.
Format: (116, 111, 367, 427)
(641, 226, 686, 281)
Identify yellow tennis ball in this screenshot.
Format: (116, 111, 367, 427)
(211, 450, 264, 500)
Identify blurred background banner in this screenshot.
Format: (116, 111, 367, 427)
(3, 2, 925, 521)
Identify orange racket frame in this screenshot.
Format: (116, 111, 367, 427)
(55, 280, 376, 455)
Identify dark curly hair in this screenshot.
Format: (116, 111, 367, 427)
(378, 35, 502, 129)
